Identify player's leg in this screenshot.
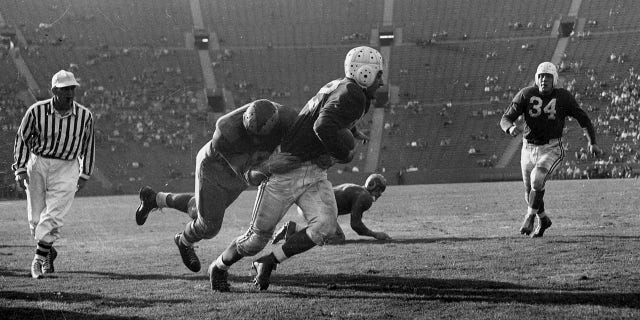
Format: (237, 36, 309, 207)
(326, 224, 346, 245)
(530, 140, 564, 237)
(252, 169, 338, 290)
(182, 156, 245, 243)
(163, 193, 195, 213)
(210, 177, 294, 291)
(272, 220, 299, 244)
(519, 142, 536, 235)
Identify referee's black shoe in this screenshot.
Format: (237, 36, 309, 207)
(42, 247, 57, 274)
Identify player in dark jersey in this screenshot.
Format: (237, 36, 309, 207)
(207, 46, 384, 292)
(134, 99, 300, 273)
(272, 174, 390, 245)
(500, 62, 602, 238)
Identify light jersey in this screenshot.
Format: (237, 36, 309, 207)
(211, 103, 298, 178)
(500, 86, 595, 143)
(280, 78, 372, 162)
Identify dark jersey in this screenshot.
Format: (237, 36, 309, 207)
(334, 183, 373, 216)
(211, 102, 298, 179)
(280, 78, 371, 162)
(500, 86, 596, 144)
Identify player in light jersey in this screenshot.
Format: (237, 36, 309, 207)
(135, 99, 300, 273)
(500, 62, 602, 237)
(272, 174, 390, 245)
(207, 46, 384, 292)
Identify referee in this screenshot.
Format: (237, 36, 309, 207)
(12, 70, 95, 279)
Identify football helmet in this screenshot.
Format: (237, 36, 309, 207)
(535, 62, 558, 87)
(344, 46, 384, 88)
(243, 99, 279, 136)
(365, 173, 387, 193)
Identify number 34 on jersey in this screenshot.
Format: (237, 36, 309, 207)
(528, 97, 557, 120)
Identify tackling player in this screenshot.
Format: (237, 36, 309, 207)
(207, 46, 384, 292)
(135, 99, 300, 273)
(499, 62, 602, 237)
(272, 174, 390, 245)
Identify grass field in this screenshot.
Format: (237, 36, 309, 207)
(1, 179, 639, 319)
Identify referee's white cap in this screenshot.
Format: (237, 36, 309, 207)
(51, 70, 80, 89)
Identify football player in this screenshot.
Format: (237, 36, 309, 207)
(207, 46, 384, 292)
(272, 173, 390, 245)
(135, 99, 300, 273)
(499, 62, 603, 237)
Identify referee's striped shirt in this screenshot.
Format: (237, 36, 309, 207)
(12, 98, 95, 180)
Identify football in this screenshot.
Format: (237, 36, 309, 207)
(336, 128, 356, 150)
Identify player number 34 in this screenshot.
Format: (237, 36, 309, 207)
(528, 97, 557, 120)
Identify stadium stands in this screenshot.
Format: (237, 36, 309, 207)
(2, 0, 640, 197)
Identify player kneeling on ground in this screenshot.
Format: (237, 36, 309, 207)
(273, 173, 390, 245)
(499, 62, 602, 238)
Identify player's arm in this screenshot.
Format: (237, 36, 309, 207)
(499, 90, 525, 136)
(245, 106, 303, 184)
(351, 126, 369, 144)
(566, 91, 602, 156)
(212, 109, 259, 181)
(349, 194, 390, 240)
(314, 88, 364, 163)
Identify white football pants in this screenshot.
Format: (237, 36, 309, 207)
(26, 155, 79, 243)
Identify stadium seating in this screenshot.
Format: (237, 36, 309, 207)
(3, 0, 640, 197)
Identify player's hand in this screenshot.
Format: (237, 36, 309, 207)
(335, 149, 356, 164)
(15, 172, 28, 190)
(507, 126, 521, 137)
(373, 231, 391, 241)
(263, 152, 302, 174)
(353, 129, 369, 144)
(589, 144, 603, 157)
(326, 233, 346, 245)
(250, 151, 272, 165)
(312, 154, 335, 169)
(246, 169, 269, 186)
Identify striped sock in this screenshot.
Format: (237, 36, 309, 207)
(35, 241, 52, 260)
(179, 234, 193, 247)
(214, 255, 230, 270)
(156, 192, 168, 208)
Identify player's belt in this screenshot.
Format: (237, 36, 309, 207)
(526, 138, 560, 145)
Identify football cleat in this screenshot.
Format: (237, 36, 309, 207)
(208, 263, 230, 292)
(174, 233, 201, 272)
(136, 186, 157, 225)
(31, 258, 44, 279)
(252, 255, 277, 291)
(519, 214, 535, 235)
(42, 247, 57, 274)
(272, 221, 296, 244)
(532, 216, 552, 238)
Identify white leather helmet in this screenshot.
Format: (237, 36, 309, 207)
(365, 173, 387, 193)
(535, 62, 558, 87)
(344, 46, 384, 88)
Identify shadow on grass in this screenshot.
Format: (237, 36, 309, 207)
(271, 273, 640, 309)
(1, 306, 144, 320)
(1, 290, 190, 309)
(0, 267, 253, 283)
(341, 236, 516, 245)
